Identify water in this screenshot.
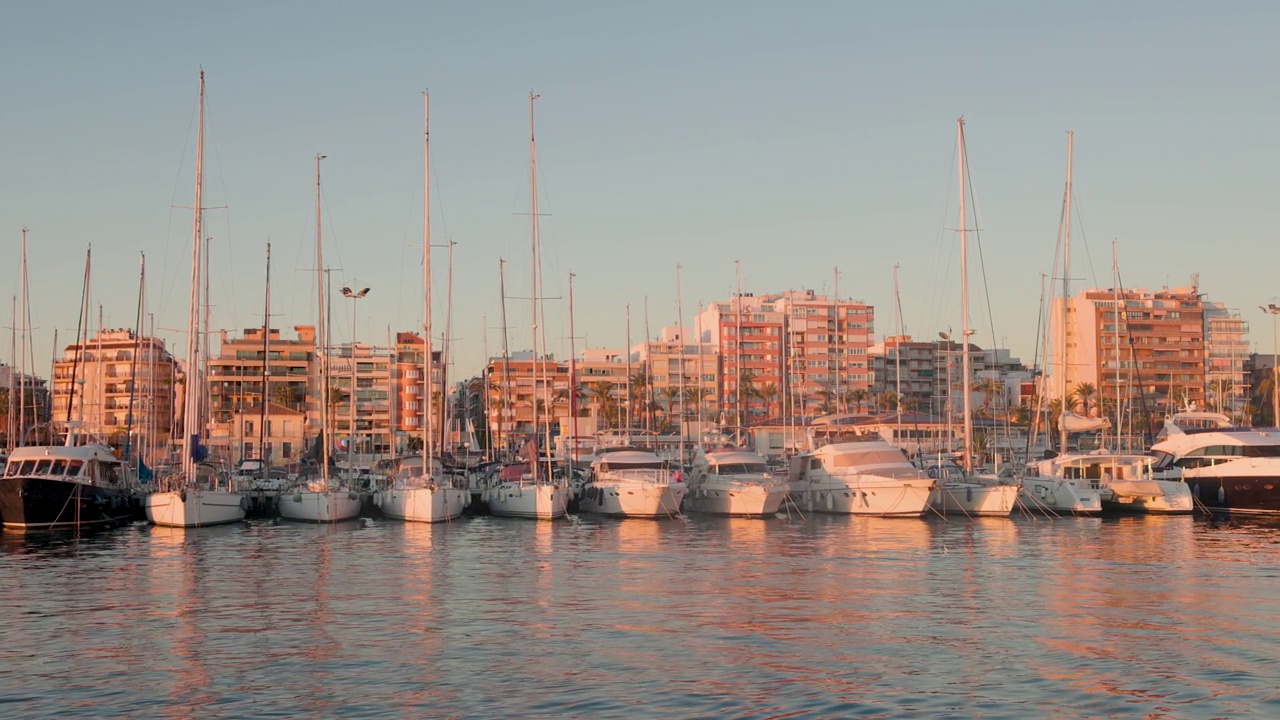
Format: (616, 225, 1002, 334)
(2, 515, 1279, 718)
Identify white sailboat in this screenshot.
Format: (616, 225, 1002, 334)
(278, 154, 362, 523)
(1018, 131, 1104, 515)
(928, 117, 1019, 518)
(146, 70, 246, 528)
(374, 90, 468, 523)
(487, 92, 570, 521)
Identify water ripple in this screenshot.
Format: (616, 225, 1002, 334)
(2, 515, 1278, 717)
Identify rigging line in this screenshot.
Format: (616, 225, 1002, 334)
(926, 140, 959, 336)
(1025, 273, 1048, 461)
(1073, 191, 1100, 290)
(963, 151, 1013, 443)
(203, 86, 239, 328)
(156, 91, 200, 334)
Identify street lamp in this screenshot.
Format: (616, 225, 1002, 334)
(342, 286, 371, 466)
(1259, 304, 1280, 426)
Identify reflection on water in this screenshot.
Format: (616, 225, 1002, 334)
(2, 515, 1279, 717)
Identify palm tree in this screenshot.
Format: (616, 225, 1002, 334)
(877, 390, 899, 414)
(757, 382, 780, 418)
(1074, 382, 1097, 416)
(972, 378, 1003, 418)
(850, 388, 870, 414)
(588, 381, 615, 429)
(737, 370, 760, 420)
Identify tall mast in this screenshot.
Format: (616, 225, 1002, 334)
(422, 90, 434, 471)
(261, 242, 271, 474)
(441, 239, 455, 454)
(625, 304, 632, 444)
(498, 258, 511, 457)
(568, 272, 577, 447)
(124, 252, 145, 464)
(315, 152, 330, 482)
(676, 263, 686, 460)
(893, 263, 903, 442)
(181, 70, 205, 481)
(18, 227, 28, 446)
(834, 267, 841, 413)
(734, 260, 743, 429)
(957, 116, 974, 474)
(644, 296, 652, 434)
(1111, 240, 1122, 451)
(7, 294, 14, 452)
(1059, 131, 1074, 454)
(482, 314, 491, 462)
(528, 91, 541, 461)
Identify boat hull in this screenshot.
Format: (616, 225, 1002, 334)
(802, 480, 933, 517)
(931, 483, 1018, 517)
(1101, 479, 1193, 515)
(375, 486, 468, 523)
(1018, 477, 1102, 515)
(0, 477, 137, 530)
(278, 489, 363, 523)
(487, 483, 569, 520)
(1182, 467, 1280, 516)
(579, 482, 686, 518)
(146, 489, 246, 527)
(686, 485, 786, 517)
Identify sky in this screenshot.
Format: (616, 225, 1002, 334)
(2, 1, 1279, 381)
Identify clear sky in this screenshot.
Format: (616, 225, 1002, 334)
(2, 1, 1278, 380)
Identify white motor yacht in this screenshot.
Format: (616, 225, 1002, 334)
(788, 439, 935, 518)
(686, 447, 787, 517)
(579, 447, 686, 518)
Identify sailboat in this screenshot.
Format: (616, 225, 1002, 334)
(1022, 134, 1190, 515)
(277, 154, 362, 523)
(1019, 132, 1105, 515)
(373, 90, 469, 523)
(146, 70, 247, 528)
(928, 117, 1019, 517)
(485, 91, 570, 520)
(1, 239, 143, 530)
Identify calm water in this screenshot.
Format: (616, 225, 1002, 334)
(2, 514, 1279, 718)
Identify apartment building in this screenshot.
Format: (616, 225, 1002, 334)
(50, 329, 178, 452)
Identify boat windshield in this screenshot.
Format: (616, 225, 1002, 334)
(599, 461, 666, 471)
(1182, 444, 1280, 458)
(830, 449, 909, 467)
(712, 462, 770, 475)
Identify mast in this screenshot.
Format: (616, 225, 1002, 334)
(676, 263, 686, 461)
(625, 304, 632, 444)
(893, 263, 903, 445)
(482, 314, 491, 462)
(527, 90, 542, 466)
(1059, 131, 1074, 454)
(422, 90, 435, 473)
(315, 152, 330, 482)
(498, 258, 511, 458)
(957, 116, 974, 474)
(834, 267, 841, 413)
(734, 260, 743, 429)
(261, 242, 271, 474)
(568, 272, 577, 449)
(7, 295, 14, 452)
(18, 227, 28, 446)
(181, 70, 206, 482)
(124, 252, 145, 464)
(644, 296, 652, 434)
(1111, 240, 1122, 451)
(441, 239, 455, 455)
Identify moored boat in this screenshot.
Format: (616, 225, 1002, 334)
(0, 434, 139, 531)
(789, 439, 934, 517)
(580, 447, 686, 518)
(686, 447, 786, 517)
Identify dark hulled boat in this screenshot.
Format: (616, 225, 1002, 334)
(0, 436, 139, 531)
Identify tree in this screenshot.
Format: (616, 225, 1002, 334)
(758, 382, 780, 418)
(878, 390, 899, 414)
(1074, 382, 1097, 416)
(973, 378, 1003, 418)
(850, 388, 870, 414)
(589, 381, 615, 429)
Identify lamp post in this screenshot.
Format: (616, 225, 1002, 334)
(342, 285, 370, 468)
(1260, 304, 1280, 426)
